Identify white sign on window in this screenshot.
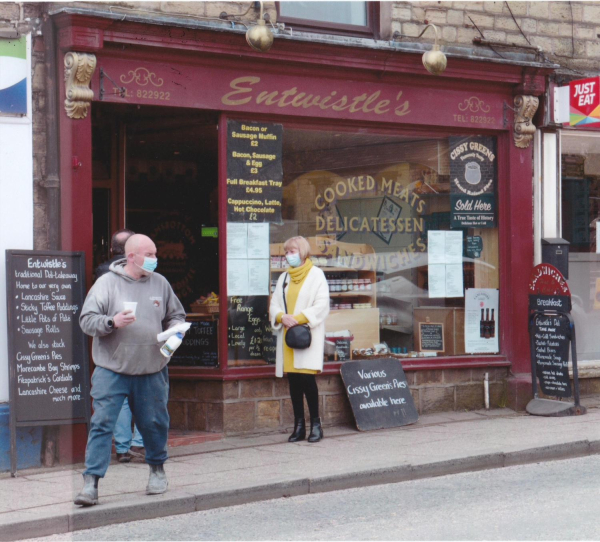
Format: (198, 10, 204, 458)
(226, 222, 270, 296)
(427, 231, 464, 298)
(465, 288, 499, 354)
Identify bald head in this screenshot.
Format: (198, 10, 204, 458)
(125, 234, 155, 255)
(124, 234, 157, 278)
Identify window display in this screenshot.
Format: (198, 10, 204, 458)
(227, 125, 500, 366)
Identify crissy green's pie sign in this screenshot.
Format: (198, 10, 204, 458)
(466, 236, 483, 259)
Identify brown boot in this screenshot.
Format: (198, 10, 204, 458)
(117, 452, 131, 463)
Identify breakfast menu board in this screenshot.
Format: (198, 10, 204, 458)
(226, 120, 283, 223)
(5, 251, 91, 424)
(531, 313, 572, 398)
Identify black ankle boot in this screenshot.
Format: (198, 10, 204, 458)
(288, 418, 306, 442)
(74, 474, 99, 506)
(308, 417, 323, 443)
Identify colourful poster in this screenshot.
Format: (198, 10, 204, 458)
(570, 77, 600, 128)
(0, 36, 27, 115)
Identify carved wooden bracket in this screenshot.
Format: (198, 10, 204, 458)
(513, 95, 539, 149)
(64, 52, 96, 119)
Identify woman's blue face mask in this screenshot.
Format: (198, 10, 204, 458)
(286, 252, 302, 268)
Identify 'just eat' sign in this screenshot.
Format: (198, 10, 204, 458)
(570, 77, 600, 127)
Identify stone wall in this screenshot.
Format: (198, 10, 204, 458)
(168, 367, 509, 435)
(65, 0, 599, 77)
(51, 1, 277, 24)
(391, 1, 600, 76)
(29, 5, 48, 252)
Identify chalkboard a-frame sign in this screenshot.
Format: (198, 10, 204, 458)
(526, 263, 585, 417)
(6, 250, 91, 476)
(341, 358, 418, 431)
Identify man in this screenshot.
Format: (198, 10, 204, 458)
(95, 229, 145, 464)
(75, 234, 186, 506)
(95, 228, 135, 279)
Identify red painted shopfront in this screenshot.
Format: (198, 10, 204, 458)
(52, 10, 552, 451)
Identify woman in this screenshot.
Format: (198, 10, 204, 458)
(270, 236, 330, 443)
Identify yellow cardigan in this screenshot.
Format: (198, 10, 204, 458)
(276, 262, 317, 375)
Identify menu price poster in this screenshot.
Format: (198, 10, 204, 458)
(427, 231, 464, 298)
(465, 288, 499, 354)
(449, 136, 496, 228)
(226, 120, 283, 223)
(6, 251, 91, 424)
(226, 223, 270, 296)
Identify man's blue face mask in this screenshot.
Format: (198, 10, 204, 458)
(136, 256, 158, 273)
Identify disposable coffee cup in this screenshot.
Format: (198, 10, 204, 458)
(123, 302, 137, 316)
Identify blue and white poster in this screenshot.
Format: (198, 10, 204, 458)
(0, 36, 27, 116)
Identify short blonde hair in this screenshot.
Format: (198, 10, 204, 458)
(284, 236, 310, 261)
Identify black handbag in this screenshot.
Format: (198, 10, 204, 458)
(282, 273, 312, 350)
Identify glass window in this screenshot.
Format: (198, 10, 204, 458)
(277, 1, 376, 37)
(227, 126, 500, 366)
(561, 132, 600, 361)
(279, 1, 367, 26)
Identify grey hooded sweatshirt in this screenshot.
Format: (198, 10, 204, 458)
(80, 259, 186, 375)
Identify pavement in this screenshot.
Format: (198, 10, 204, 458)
(4, 396, 600, 541)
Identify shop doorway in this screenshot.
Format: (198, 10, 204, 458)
(91, 104, 219, 311)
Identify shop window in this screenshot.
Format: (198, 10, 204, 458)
(277, 1, 379, 38)
(227, 126, 500, 367)
(560, 132, 600, 361)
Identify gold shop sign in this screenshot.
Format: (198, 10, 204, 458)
(221, 77, 411, 118)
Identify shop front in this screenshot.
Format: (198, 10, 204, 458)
(550, 76, 600, 391)
(53, 9, 551, 436)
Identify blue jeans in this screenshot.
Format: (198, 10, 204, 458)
(114, 397, 144, 453)
(84, 366, 170, 477)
